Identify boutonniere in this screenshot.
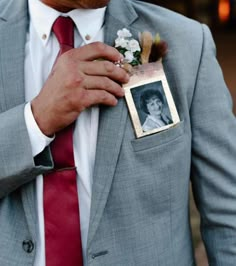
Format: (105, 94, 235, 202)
(115, 28, 142, 66)
(114, 28, 168, 72)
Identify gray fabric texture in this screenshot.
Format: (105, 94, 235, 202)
(0, 0, 236, 265)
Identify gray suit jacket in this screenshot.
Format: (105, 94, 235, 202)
(1, 0, 236, 265)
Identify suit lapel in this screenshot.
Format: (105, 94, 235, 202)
(0, 0, 37, 238)
(87, 0, 139, 247)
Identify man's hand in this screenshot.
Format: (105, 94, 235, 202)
(31, 42, 130, 136)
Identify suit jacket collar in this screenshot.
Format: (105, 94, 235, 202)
(104, 0, 139, 46)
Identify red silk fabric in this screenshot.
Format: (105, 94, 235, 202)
(43, 16, 83, 266)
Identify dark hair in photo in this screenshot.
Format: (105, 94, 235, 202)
(140, 89, 164, 114)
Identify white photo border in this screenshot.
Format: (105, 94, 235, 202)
(123, 61, 180, 138)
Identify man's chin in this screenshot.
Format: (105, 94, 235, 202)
(83, 0, 110, 9)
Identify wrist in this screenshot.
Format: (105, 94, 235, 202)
(31, 98, 54, 137)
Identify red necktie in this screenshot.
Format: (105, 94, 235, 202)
(43, 17, 83, 266)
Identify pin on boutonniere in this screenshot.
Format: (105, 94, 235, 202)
(114, 28, 168, 72)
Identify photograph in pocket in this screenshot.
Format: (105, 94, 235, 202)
(124, 62, 180, 138)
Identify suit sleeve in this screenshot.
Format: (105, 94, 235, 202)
(0, 103, 53, 198)
(190, 24, 236, 264)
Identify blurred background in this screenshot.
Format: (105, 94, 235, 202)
(140, 1, 236, 265)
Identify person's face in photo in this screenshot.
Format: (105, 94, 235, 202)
(146, 96, 163, 117)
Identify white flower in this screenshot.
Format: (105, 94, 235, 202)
(124, 51, 134, 63)
(115, 38, 129, 49)
(117, 28, 132, 38)
(114, 28, 141, 66)
(127, 39, 141, 53)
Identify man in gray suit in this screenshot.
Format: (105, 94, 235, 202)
(1, 0, 236, 265)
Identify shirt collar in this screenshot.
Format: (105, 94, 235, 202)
(28, 0, 106, 46)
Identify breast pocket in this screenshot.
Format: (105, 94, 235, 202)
(131, 120, 185, 152)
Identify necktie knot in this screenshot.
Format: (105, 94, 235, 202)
(52, 16, 74, 48)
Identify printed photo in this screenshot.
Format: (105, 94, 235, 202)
(124, 61, 180, 138)
(131, 81, 172, 132)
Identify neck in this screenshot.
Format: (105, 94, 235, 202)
(152, 114, 161, 120)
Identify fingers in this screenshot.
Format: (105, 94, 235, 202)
(63, 75, 126, 113)
(67, 42, 124, 62)
(82, 89, 118, 108)
(79, 60, 130, 84)
(56, 43, 130, 87)
(82, 75, 125, 97)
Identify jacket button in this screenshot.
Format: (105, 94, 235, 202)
(22, 240, 34, 253)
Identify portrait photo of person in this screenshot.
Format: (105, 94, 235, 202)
(140, 88, 172, 132)
(131, 80, 173, 133)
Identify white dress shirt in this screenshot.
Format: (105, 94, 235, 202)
(24, 0, 106, 265)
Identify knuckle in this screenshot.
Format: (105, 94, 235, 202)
(60, 50, 73, 63)
(94, 42, 106, 53)
(103, 61, 115, 73)
(61, 51, 79, 70)
(65, 72, 84, 88)
(74, 73, 84, 85)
